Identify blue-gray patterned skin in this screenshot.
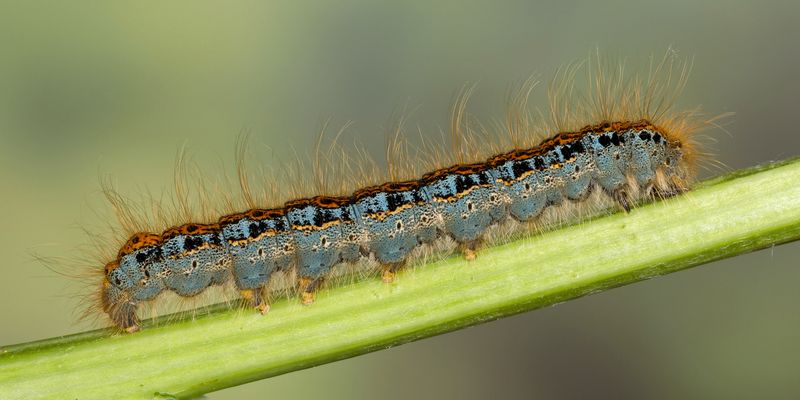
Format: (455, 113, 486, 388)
(339, 210, 367, 264)
(120, 245, 166, 301)
(286, 201, 354, 280)
(631, 130, 667, 185)
(424, 169, 510, 245)
(493, 157, 550, 222)
(160, 232, 232, 297)
(220, 214, 293, 291)
(555, 139, 594, 200)
(354, 187, 440, 265)
(110, 254, 141, 293)
(107, 257, 138, 302)
(103, 121, 687, 331)
(588, 130, 632, 194)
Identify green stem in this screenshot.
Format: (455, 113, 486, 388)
(2, 158, 800, 400)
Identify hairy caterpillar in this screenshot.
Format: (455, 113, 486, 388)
(92, 53, 707, 332)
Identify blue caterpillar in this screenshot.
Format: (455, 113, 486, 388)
(102, 120, 692, 332)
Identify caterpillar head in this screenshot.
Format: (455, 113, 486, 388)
(102, 260, 140, 332)
(101, 232, 164, 332)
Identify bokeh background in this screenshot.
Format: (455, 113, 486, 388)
(2, 1, 799, 399)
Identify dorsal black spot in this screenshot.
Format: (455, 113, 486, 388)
(183, 235, 204, 252)
(453, 174, 479, 194)
(209, 234, 222, 246)
(249, 221, 268, 239)
(512, 160, 532, 179)
(653, 133, 662, 143)
(533, 157, 546, 171)
(610, 132, 621, 146)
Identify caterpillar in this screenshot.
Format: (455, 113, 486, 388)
(94, 53, 706, 332)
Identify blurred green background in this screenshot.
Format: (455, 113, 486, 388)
(2, 1, 799, 399)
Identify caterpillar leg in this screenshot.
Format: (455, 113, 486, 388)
(109, 302, 140, 333)
(611, 188, 632, 212)
(650, 181, 688, 199)
(460, 240, 481, 261)
(298, 277, 322, 305)
(240, 288, 270, 315)
(381, 261, 406, 283)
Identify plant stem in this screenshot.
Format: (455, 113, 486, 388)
(2, 158, 800, 400)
